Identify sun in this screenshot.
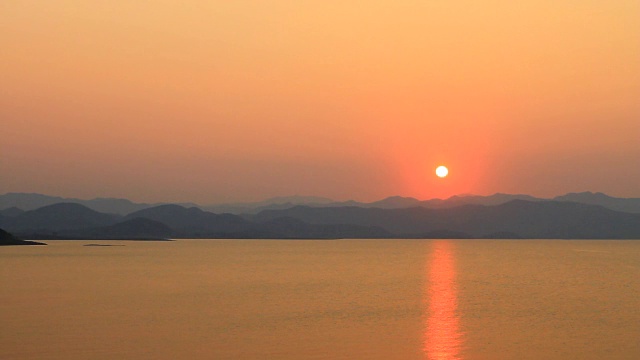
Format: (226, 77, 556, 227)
(435, 165, 448, 178)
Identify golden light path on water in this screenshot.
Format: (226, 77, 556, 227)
(424, 240, 464, 360)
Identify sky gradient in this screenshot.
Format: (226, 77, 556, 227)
(2, 1, 639, 203)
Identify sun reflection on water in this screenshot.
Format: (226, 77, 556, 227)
(424, 240, 463, 360)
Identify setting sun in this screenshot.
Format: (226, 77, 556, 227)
(436, 166, 449, 178)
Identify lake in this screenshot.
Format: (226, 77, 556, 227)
(1, 239, 640, 359)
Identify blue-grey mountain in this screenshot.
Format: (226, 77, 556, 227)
(253, 200, 640, 239)
(3, 195, 640, 240)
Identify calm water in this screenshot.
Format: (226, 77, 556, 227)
(1, 239, 640, 359)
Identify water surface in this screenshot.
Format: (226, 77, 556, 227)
(1, 239, 639, 359)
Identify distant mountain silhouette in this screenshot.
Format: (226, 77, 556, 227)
(253, 200, 640, 239)
(4, 191, 640, 216)
(0, 228, 45, 245)
(366, 196, 423, 209)
(421, 193, 542, 208)
(125, 204, 381, 239)
(0, 193, 197, 215)
(5, 203, 391, 239)
(203, 193, 542, 213)
(3, 203, 120, 233)
(125, 204, 262, 238)
(231, 194, 543, 214)
(317, 193, 542, 211)
(0, 193, 68, 211)
(202, 195, 335, 214)
(3, 194, 640, 239)
(553, 192, 640, 214)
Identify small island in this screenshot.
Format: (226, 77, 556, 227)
(0, 228, 46, 246)
(83, 244, 125, 247)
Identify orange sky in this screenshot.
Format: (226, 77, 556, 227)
(2, 1, 639, 203)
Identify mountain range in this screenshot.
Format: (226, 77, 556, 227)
(1, 192, 639, 239)
(3, 191, 640, 215)
(0, 193, 198, 215)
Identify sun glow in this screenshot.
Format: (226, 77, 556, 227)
(436, 166, 449, 178)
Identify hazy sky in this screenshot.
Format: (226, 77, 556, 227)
(2, 1, 639, 203)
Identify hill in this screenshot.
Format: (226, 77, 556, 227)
(3, 203, 120, 233)
(125, 205, 262, 238)
(0, 228, 46, 246)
